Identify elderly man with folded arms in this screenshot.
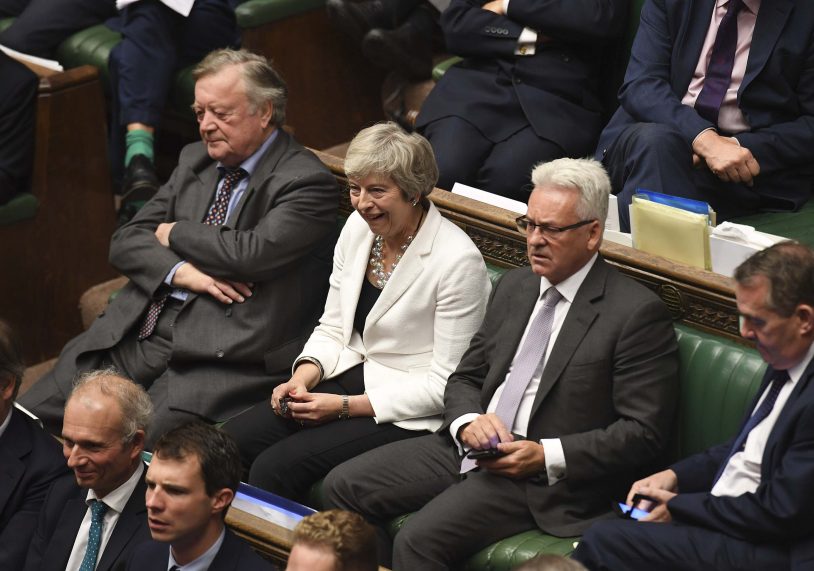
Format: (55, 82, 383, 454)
(20, 49, 338, 444)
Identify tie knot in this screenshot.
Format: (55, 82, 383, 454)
(221, 167, 247, 186)
(90, 500, 108, 520)
(543, 287, 563, 308)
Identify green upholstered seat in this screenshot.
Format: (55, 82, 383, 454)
(56, 24, 121, 87)
(0, 192, 39, 225)
(235, 0, 324, 28)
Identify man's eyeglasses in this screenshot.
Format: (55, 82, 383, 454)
(515, 216, 595, 237)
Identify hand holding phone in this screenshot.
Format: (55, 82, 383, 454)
(466, 448, 506, 460)
(613, 493, 656, 521)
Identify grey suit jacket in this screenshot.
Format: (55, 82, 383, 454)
(443, 257, 680, 536)
(34, 130, 338, 422)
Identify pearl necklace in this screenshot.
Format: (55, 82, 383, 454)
(370, 233, 415, 288)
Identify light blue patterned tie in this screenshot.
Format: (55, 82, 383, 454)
(79, 500, 109, 571)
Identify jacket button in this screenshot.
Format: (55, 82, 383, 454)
(514, 77, 522, 84)
(168, 321, 175, 327)
(216, 349, 224, 358)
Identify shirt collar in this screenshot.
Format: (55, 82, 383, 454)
(86, 462, 144, 513)
(787, 339, 814, 384)
(217, 128, 279, 178)
(538, 253, 599, 303)
(0, 406, 12, 439)
(168, 527, 226, 571)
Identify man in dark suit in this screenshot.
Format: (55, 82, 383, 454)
(125, 422, 273, 570)
(597, 0, 814, 232)
(19, 49, 338, 444)
(25, 370, 153, 571)
(0, 320, 68, 570)
(573, 241, 814, 571)
(324, 157, 680, 570)
(414, 0, 627, 201)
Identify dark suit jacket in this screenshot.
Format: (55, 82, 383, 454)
(442, 257, 680, 537)
(24, 467, 151, 571)
(667, 356, 814, 567)
(415, 0, 628, 156)
(597, 0, 814, 208)
(31, 130, 337, 422)
(124, 528, 274, 571)
(0, 408, 68, 569)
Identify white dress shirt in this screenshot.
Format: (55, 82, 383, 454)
(66, 463, 145, 571)
(712, 340, 814, 497)
(451, 254, 598, 484)
(167, 527, 225, 571)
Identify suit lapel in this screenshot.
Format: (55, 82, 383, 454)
(228, 130, 289, 226)
(209, 529, 237, 570)
(96, 473, 148, 571)
(192, 165, 221, 224)
(45, 496, 90, 571)
(363, 204, 441, 331)
(0, 412, 30, 516)
(741, 0, 793, 92)
(528, 259, 606, 419)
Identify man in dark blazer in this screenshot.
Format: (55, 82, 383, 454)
(19, 49, 338, 443)
(597, 0, 814, 231)
(125, 422, 272, 570)
(573, 241, 814, 571)
(324, 157, 680, 570)
(414, 0, 628, 201)
(0, 320, 68, 570)
(25, 371, 153, 571)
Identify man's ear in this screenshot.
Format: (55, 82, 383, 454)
(260, 102, 273, 129)
(128, 429, 146, 458)
(0, 375, 14, 401)
(211, 488, 235, 515)
(796, 303, 814, 335)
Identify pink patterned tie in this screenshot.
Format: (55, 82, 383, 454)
(137, 168, 247, 341)
(461, 287, 562, 473)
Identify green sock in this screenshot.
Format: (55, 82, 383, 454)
(124, 129, 155, 167)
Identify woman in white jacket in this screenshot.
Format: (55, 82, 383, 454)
(224, 122, 491, 500)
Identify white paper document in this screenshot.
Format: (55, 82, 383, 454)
(451, 182, 528, 215)
(117, 0, 194, 17)
(0, 44, 62, 71)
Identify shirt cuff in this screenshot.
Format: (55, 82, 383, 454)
(540, 438, 566, 485)
(503, 0, 510, 12)
(515, 27, 538, 56)
(450, 413, 480, 455)
(691, 126, 717, 148)
(165, 261, 186, 286)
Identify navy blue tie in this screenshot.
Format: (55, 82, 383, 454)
(695, 0, 745, 127)
(714, 370, 789, 485)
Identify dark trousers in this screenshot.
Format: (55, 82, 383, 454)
(0, 53, 37, 204)
(0, 0, 116, 57)
(324, 432, 539, 570)
(572, 518, 789, 571)
(421, 116, 564, 203)
(602, 122, 769, 232)
(223, 365, 427, 504)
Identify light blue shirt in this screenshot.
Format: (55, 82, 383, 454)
(167, 527, 226, 571)
(164, 129, 279, 298)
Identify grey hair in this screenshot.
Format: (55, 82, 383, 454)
(344, 122, 439, 205)
(530, 157, 611, 225)
(68, 368, 152, 443)
(193, 48, 288, 126)
(734, 241, 814, 317)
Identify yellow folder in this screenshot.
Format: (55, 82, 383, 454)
(630, 196, 711, 270)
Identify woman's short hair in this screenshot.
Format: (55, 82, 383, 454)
(531, 157, 611, 225)
(193, 48, 288, 127)
(344, 122, 439, 204)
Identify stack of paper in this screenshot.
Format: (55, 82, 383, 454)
(631, 195, 711, 269)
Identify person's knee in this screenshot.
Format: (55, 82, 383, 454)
(622, 122, 685, 156)
(574, 520, 629, 566)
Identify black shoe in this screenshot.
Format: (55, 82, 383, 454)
(362, 21, 433, 80)
(326, 0, 394, 43)
(121, 154, 159, 201)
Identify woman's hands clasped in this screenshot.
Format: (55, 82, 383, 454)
(270, 361, 342, 426)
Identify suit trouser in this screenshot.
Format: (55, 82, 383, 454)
(572, 518, 789, 571)
(19, 298, 198, 446)
(223, 365, 427, 503)
(324, 432, 538, 570)
(421, 116, 563, 203)
(600, 122, 797, 232)
(0, 53, 37, 203)
(0, 0, 116, 57)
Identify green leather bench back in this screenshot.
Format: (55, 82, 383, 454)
(0, 192, 39, 226)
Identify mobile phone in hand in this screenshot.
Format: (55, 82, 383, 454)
(466, 448, 506, 460)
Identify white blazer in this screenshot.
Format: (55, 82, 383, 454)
(297, 202, 491, 432)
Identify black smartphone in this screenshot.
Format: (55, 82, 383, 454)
(466, 448, 506, 460)
(279, 396, 294, 415)
(612, 493, 656, 520)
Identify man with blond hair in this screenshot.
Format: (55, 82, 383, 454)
(287, 510, 378, 571)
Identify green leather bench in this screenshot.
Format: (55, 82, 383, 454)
(306, 265, 766, 570)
